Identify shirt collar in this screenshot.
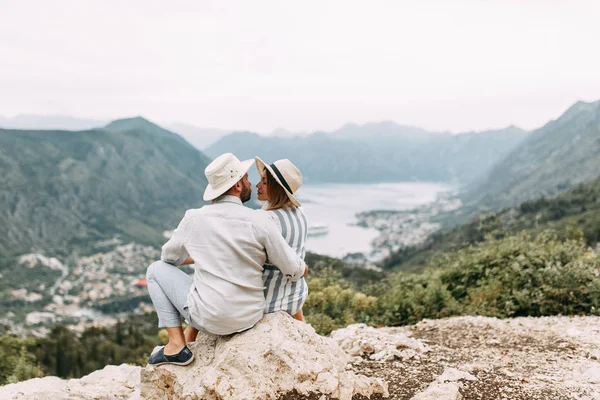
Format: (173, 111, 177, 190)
(214, 195, 243, 206)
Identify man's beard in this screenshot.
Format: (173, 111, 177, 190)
(241, 184, 252, 203)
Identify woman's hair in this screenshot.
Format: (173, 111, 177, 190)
(265, 170, 294, 210)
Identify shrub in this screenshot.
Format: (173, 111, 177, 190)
(303, 266, 377, 335)
(376, 230, 600, 326)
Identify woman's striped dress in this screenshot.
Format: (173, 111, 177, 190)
(263, 206, 309, 315)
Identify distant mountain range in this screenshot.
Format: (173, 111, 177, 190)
(0, 115, 108, 131)
(0, 117, 211, 256)
(465, 100, 600, 210)
(0, 115, 231, 149)
(2, 99, 599, 257)
(205, 124, 529, 184)
(206, 100, 600, 204)
(164, 123, 231, 149)
(330, 121, 444, 143)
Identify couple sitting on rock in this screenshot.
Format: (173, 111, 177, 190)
(146, 153, 309, 366)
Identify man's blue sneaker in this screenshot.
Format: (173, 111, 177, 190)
(148, 345, 194, 366)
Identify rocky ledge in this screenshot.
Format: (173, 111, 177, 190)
(347, 315, 600, 399)
(140, 312, 387, 399)
(0, 363, 141, 400)
(2, 314, 600, 399)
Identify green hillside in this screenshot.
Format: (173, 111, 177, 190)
(0, 118, 211, 257)
(465, 100, 600, 209)
(385, 176, 600, 272)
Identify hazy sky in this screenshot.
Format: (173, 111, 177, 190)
(1, 0, 599, 133)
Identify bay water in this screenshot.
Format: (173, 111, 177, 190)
(294, 182, 451, 258)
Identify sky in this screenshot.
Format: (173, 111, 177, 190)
(1, 0, 599, 134)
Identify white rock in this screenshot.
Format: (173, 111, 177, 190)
(566, 364, 600, 385)
(411, 382, 462, 400)
(331, 322, 428, 362)
(0, 364, 140, 400)
(409, 368, 476, 400)
(0, 376, 66, 400)
(140, 312, 388, 400)
(582, 366, 600, 383)
(438, 368, 477, 383)
(67, 364, 141, 395)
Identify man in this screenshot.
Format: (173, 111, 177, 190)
(146, 153, 308, 366)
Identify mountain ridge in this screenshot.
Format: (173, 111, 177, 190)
(0, 118, 212, 256)
(206, 124, 529, 184)
(465, 99, 600, 209)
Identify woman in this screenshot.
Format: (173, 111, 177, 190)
(255, 157, 308, 322)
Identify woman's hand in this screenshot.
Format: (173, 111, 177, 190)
(302, 263, 309, 278)
(182, 257, 195, 265)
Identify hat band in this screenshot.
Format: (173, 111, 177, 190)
(270, 163, 293, 193)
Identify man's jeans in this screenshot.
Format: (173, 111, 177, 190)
(146, 260, 199, 329)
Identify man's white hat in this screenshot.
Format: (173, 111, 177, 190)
(255, 157, 302, 207)
(203, 153, 254, 201)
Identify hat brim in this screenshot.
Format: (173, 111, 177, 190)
(203, 159, 255, 201)
(255, 156, 301, 207)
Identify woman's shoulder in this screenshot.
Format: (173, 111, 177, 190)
(269, 206, 305, 217)
(265, 208, 281, 217)
(265, 209, 283, 227)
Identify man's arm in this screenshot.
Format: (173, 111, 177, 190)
(161, 212, 191, 266)
(261, 218, 307, 281)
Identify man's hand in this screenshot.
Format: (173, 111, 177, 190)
(302, 263, 309, 278)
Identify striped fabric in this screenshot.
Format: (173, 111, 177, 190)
(263, 206, 309, 315)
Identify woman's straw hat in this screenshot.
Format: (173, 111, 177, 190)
(255, 157, 302, 207)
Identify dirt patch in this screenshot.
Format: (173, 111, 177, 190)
(278, 390, 386, 400)
(344, 316, 600, 399)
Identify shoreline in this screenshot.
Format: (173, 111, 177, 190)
(352, 191, 462, 264)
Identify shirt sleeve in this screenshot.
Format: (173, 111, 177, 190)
(160, 211, 191, 266)
(260, 216, 305, 281)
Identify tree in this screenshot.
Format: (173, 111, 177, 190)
(7, 346, 43, 383)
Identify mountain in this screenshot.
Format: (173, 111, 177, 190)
(0, 114, 107, 131)
(465, 100, 600, 209)
(0, 117, 212, 256)
(205, 123, 528, 184)
(206, 131, 389, 183)
(419, 125, 529, 184)
(0, 117, 231, 149)
(269, 127, 307, 137)
(331, 121, 444, 145)
(166, 123, 231, 149)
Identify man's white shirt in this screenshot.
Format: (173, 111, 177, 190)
(161, 195, 305, 335)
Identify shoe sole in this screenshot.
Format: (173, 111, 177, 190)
(151, 353, 195, 367)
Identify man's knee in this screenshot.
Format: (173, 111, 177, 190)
(146, 260, 166, 280)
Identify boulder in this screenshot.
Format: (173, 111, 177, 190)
(330, 323, 429, 362)
(140, 312, 388, 400)
(410, 368, 476, 400)
(410, 382, 462, 400)
(0, 364, 140, 400)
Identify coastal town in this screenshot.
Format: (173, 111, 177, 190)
(354, 192, 462, 262)
(2, 243, 160, 337)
